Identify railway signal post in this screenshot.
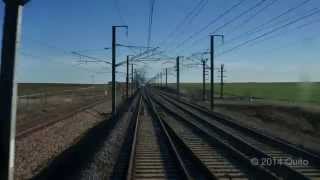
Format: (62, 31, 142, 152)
(0, 1, 29, 180)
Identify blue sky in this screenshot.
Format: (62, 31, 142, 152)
(0, 0, 320, 83)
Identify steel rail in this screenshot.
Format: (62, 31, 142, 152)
(149, 90, 279, 180)
(126, 96, 143, 180)
(160, 119, 218, 179)
(159, 117, 218, 180)
(156, 90, 320, 179)
(160, 90, 320, 167)
(147, 88, 272, 179)
(145, 89, 222, 179)
(156, 91, 307, 179)
(124, 90, 192, 180)
(145, 89, 219, 179)
(142, 90, 193, 180)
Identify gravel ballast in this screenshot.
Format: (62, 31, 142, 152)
(15, 100, 111, 180)
(74, 100, 137, 179)
(175, 91, 320, 153)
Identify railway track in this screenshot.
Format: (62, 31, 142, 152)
(113, 94, 192, 179)
(130, 101, 185, 179)
(115, 90, 256, 179)
(158, 104, 275, 179)
(150, 89, 320, 180)
(144, 89, 277, 180)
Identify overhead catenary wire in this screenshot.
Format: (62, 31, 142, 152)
(166, 5, 319, 77)
(19, 0, 320, 84)
(188, 0, 268, 48)
(217, 8, 320, 57)
(210, 0, 268, 34)
(19, 38, 120, 78)
(175, 0, 312, 56)
(72, 52, 112, 64)
(166, 0, 207, 38)
(169, 0, 246, 51)
(186, 0, 208, 25)
(22, 37, 114, 64)
(234, 0, 280, 28)
(162, 0, 208, 46)
(225, 0, 312, 44)
(20, 51, 109, 74)
(243, 16, 320, 52)
(157, 0, 209, 48)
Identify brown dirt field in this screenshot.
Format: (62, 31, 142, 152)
(17, 94, 108, 133)
(16, 87, 127, 134)
(214, 102, 320, 152)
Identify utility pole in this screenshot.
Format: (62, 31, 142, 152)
(176, 56, 180, 97)
(0, 1, 29, 180)
(112, 26, 116, 119)
(202, 59, 206, 101)
(157, 73, 159, 87)
(131, 63, 134, 95)
(165, 68, 168, 87)
(160, 72, 163, 88)
(126, 56, 129, 99)
(209, 34, 224, 111)
(111, 25, 128, 119)
(220, 64, 225, 98)
(134, 69, 137, 90)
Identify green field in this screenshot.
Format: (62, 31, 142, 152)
(18, 83, 109, 96)
(178, 82, 320, 105)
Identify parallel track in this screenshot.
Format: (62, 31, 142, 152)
(161, 109, 264, 179)
(153, 89, 320, 180)
(146, 89, 277, 180)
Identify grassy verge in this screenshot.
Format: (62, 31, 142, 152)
(178, 82, 320, 105)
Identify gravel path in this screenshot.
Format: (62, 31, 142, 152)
(15, 100, 111, 180)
